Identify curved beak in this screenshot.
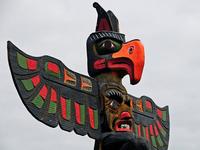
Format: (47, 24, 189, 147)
(111, 40, 145, 85)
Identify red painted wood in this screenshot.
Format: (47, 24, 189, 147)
(120, 112, 131, 119)
(27, 59, 37, 70)
(150, 124, 154, 136)
(75, 102, 81, 124)
(50, 88, 57, 102)
(97, 18, 111, 31)
(94, 58, 106, 70)
(137, 124, 141, 137)
(88, 107, 95, 129)
(146, 100, 152, 110)
(154, 124, 159, 136)
(156, 109, 162, 119)
(60, 97, 66, 120)
(47, 62, 60, 73)
(31, 75, 40, 87)
(156, 120, 162, 129)
(39, 85, 48, 99)
(145, 127, 150, 141)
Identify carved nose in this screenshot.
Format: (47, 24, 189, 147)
(120, 112, 131, 119)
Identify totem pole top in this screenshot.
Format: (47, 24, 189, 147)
(7, 2, 169, 150)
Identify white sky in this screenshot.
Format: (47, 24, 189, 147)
(0, 0, 200, 149)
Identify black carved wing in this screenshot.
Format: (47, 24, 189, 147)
(8, 41, 101, 139)
(129, 95, 170, 150)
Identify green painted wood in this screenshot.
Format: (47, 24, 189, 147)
(157, 135, 164, 147)
(21, 79, 34, 91)
(48, 101, 57, 114)
(80, 104, 85, 125)
(160, 127, 167, 137)
(162, 111, 167, 121)
(134, 124, 138, 136)
(151, 136, 157, 148)
(94, 109, 98, 129)
(32, 95, 44, 108)
(66, 99, 71, 120)
(17, 52, 27, 69)
(142, 126, 146, 139)
(45, 62, 61, 78)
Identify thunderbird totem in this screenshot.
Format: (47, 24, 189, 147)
(8, 2, 169, 150)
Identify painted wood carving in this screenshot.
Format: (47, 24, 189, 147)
(8, 2, 169, 150)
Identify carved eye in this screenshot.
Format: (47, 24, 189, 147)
(110, 100, 119, 109)
(96, 39, 122, 55)
(100, 43, 105, 49)
(100, 42, 115, 49)
(110, 43, 115, 49)
(128, 46, 134, 54)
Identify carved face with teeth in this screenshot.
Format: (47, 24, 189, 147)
(99, 80, 133, 132)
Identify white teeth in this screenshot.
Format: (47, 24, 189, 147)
(120, 124, 130, 129)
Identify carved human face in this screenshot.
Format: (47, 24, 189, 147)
(100, 82, 133, 132)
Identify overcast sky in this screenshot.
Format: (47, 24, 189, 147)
(0, 0, 200, 150)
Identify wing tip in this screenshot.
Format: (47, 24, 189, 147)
(140, 95, 169, 110)
(7, 41, 19, 53)
(7, 41, 13, 49)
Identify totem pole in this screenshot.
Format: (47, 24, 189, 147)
(8, 2, 169, 150)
